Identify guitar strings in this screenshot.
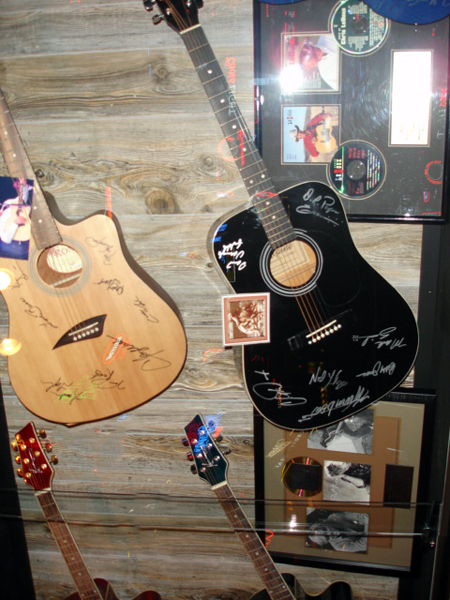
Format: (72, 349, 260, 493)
(189, 423, 297, 600)
(25, 443, 104, 600)
(181, 22, 329, 335)
(177, 18, 330, 336)
(0, 95, 112, 360)
(0, 110, 88, 344)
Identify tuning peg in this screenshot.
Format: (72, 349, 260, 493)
(152, 14, 165, 25)
(223, 448, 232, 456)
(190, 465, 197, 475)
(17, 468, 23, 478)
(45, 443, 53, 453)
(11, 439, 18, 451)
(142, 0, 154, 12)
(197, 0, 204, 8)
(50, 456, 59, 465)
(14, 455, 21, 464)
(186, 452, 194, 461)
(181, 437, 189, 447)
(215, 434, 223, 443)
(38, 429, 47, 439)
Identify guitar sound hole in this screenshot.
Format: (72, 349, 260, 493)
(36, 244, 83, 289)
(269, 240, 317, 288)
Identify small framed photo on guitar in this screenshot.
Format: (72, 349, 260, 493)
(222, 293, 270, 346)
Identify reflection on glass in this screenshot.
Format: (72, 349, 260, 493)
(0, 269, 13, 290)
(0, 338, 22, 356)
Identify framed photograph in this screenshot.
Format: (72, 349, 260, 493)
(0, 176, 34, 261)
(253, 0, 449, 221)
(254, 389, 436, 574)
(281, 32, 341, 93)
(282, 105, 340, 164)
(222, 293, 270, 346)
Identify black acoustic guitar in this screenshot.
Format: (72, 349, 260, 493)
(148, 0, 419, 430)
(184, 414, 353, 600)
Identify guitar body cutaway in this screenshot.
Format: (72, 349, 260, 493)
(0, 211, 186, 425)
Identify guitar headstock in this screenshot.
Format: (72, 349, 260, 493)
(11, 422, 58, 491)
(143, 0, 203, 33)
(183, 414, 228, 486)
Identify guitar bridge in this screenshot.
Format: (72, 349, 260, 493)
(287, 310, 353, 351)
(306, 320, 342, 344)
(53, 315, 107, 349)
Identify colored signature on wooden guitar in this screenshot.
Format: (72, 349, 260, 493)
(105, 334, 172, 371)
(42, 368, 125, 405)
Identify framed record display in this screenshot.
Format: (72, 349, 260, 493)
(253, 0, 450, 222)
(254, 389, 436, 574)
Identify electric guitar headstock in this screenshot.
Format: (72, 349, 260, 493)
(11, 422, 58, 491)
(143, 0, 203, 33)
(183, 414, 228, 487)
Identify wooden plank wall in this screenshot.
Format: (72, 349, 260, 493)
(0, 1, 422, 599)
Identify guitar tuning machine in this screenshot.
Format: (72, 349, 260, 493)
(50, 456, 59, 465)
(38, 429, 47, 439)
(45, 443, 53, 453)
(186, 452, 194, 462)
(190, 465, 197, 475)
(142, 0, 155, 12)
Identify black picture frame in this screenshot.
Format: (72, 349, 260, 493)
(253, 0, 450, 223)
(254, 388, 436, 576)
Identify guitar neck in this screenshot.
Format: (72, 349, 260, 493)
(0, 89, 62, 249)
(213, 482, 296, 600)
(36, 490, 103, 600)
(181, 25, 296, 249)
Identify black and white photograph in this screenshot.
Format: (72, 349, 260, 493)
(307, 408, 374, 454)
(306, 508, 369, 554)
(323, 460, 371, 502)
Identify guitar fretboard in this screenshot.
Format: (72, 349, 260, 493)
(36, 490, 102, 600)
(213, 482, 297, 600)
(181, 26, 296, 250)
(0, 89, 62, 249)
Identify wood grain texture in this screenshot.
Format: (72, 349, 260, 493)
(0, 0, 422, 598)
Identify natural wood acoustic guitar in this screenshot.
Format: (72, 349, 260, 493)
(12, 422, 162, 600)
(184, 414, 353, 600)
(0, 89, 186, 425)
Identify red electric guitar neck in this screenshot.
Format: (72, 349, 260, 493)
(12, 422, 161, 600)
